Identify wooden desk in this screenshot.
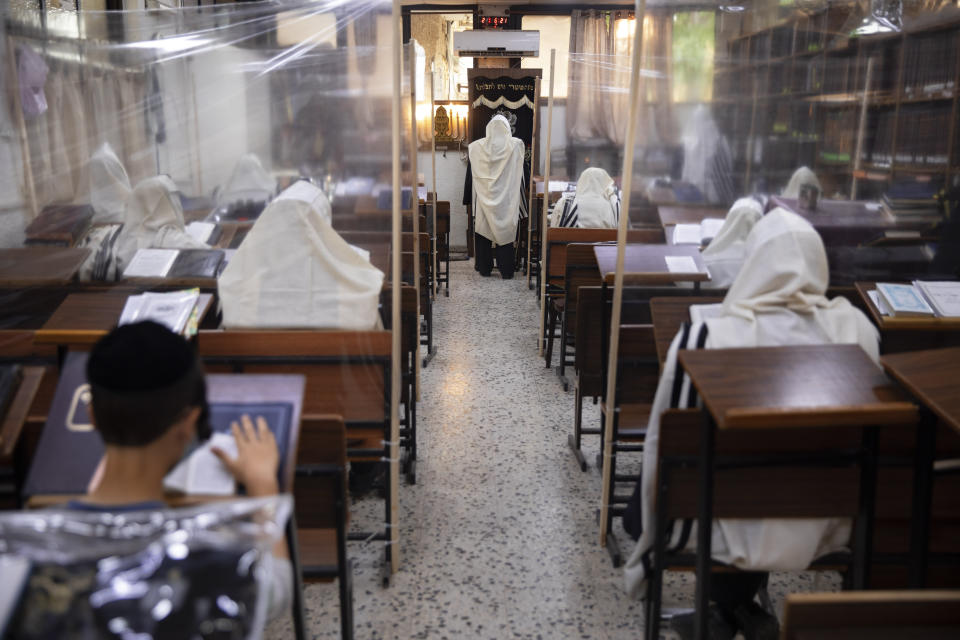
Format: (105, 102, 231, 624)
(35, 292, 215, 347)
(676, 344, 917, 638)
(769, 196, 937, 245)
(593, 244, 710, 286)
(856, 282, 960, 354)
(679, 345, 915, 430)
(657, 205, 725, 227)
(649, 296, 723, 365)
(0, 248, 90, 287)
(881, 347, 960, 587)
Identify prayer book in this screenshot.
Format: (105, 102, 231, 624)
(168, 248, 225, 279)
(122, 248, 178, 278)
(672, 218, 725, 246)
(664, 255, 700, 274)
(118, 289, 201, 336)
(163, 432, 237, 496)
(876, 282, 935, 317)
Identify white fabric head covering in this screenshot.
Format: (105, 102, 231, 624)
(782, 166, 821, 198)
(218, 181, 384, 329)
(706, 207, 879, 360)
(701, 197, 763, 289)
(116, 175, 209, 271)
(468, 114, 525, 246)
(88, 143, 132, 225)
(571, 167, 619, 229)
(217, 153, 276, 206)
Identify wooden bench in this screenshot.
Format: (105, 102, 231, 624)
(781, 590, 960, 639)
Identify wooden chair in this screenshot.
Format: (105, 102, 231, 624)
(380, 286, 419, 484)
(196, 330, 396, 581)
(781, 590, 960, 639)
(295, 414, 354, 640)
(645, 408, 890, 640)
(600, 323, 660, 566)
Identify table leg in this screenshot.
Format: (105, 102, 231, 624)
(694, 410, 716, 640)
(909, 409, 937, 588)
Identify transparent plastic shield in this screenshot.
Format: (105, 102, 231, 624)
(0, 496, 291, 639)
(1, 0, 402, 587)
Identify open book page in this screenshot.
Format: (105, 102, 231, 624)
(914, 281, 960, 317)
(163, 432, 237, 496)
(867, 290, 892, 316)
(672, 224, 702, 245)
(664, 255, 699, 274)
(185, 221, 216, 244)
(122, 249, 179, 278)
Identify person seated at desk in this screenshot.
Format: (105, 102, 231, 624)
(549, 167, 620, 229)
(214, 153, 277, 220)
(115, 175, 210, 274)
(76, 143, 133, 281)
(218, 180, 384, 329)
(467, 114, 526, 279)
(700, 197, 763, 289)
(622, 209, 880, 639)
(70, 321, 292, 620)
(782, 166, 821, 199)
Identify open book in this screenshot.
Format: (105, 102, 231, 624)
(672, 218, 725, 246)
(118, 289, 201, 336)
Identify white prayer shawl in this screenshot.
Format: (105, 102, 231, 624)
(115, 176, 210, 272)
(624, 208, 880, 598)
(217, 153, 276, 207)
(549, 167, 620, 229)
(88, 143, 132, 225)
(783, 166, 822, 198)
(700, 197, 763, 289)
(218, 181, 384, 330)
(469, 115, 525, 246)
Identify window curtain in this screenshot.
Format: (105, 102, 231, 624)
(566, 9, 674, 147)
(6, 42, 155, 215)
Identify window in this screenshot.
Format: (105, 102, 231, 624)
(521, 15, 571, 99)
(410, 12, 473, 101)
(672, 11, 715, 102)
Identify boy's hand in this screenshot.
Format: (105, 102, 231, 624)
(212, 414, 280, 496)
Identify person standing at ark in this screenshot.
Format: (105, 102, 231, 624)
(466, 114, 525, 279)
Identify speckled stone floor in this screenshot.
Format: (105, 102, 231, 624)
(266, 259, 838, 639)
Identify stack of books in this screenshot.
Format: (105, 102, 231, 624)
(872, 281, 960, 318)
(880, 181, 942, 224)
(118, 289, 203, 337)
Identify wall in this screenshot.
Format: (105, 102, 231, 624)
(419, 149, 468, 250)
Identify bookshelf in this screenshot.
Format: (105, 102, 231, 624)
(713, 7, 960, 201)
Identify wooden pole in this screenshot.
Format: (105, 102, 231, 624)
(599, 0, 646, 546)
(431, 66, 438, 299)
(526, 76, 541, 282)
(389, 0, 402, 574)
(410, 43, 422, 401)
(538, 49, 556, 357)
(851, 57, 874, 200)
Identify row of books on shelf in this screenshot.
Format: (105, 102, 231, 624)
(902, 31, 958, 97)
(872, 281, 960, 318)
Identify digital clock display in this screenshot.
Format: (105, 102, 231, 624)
(480, 16, 508, 28)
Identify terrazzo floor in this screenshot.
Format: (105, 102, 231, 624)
(266, 259, 838, 640)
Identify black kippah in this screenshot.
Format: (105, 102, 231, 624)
(88, 321, 195, 392)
